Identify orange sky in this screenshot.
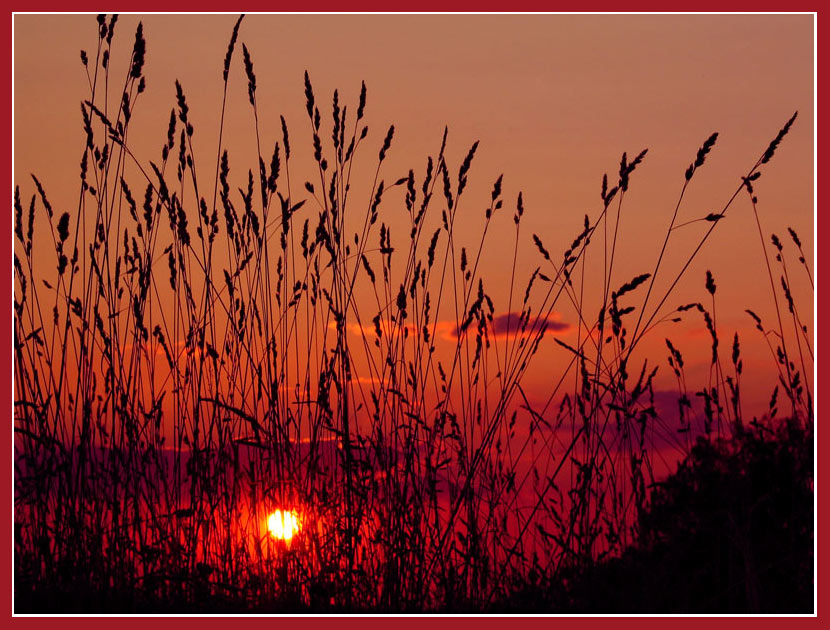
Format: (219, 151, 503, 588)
(13, 13, 815, 430)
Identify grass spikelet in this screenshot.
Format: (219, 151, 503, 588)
(223, 15, 244, 82)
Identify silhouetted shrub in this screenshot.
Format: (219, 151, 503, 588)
(547, 419, 813, 613)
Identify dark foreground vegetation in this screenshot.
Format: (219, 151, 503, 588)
(16, 419, 813, 613)
(507, 419, 813, 614)
(14, 15, 813, 613)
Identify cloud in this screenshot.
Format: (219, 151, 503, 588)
(451, 311, 570, 339)
(337, 311, 570, 343)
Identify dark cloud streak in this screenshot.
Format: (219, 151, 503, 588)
(452, 311, 570, 339)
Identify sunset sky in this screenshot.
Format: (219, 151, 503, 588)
(11, 14, 817, 613)
(14, 13, 814, 428)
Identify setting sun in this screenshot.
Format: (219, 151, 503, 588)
(267, 510, 300, 542)
(12, 13, 813, 614)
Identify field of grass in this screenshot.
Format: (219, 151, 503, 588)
(13, 15, 813, 613)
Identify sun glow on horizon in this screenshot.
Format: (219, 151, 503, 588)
(267, 509, 300, 542)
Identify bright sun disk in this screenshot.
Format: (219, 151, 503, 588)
(267, 509, 300, 541)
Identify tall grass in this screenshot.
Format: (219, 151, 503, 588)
(13, 14, 812, 612)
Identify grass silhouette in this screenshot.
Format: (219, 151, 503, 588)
(13, 14, 813, 613)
